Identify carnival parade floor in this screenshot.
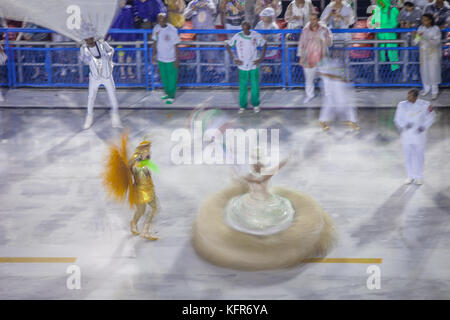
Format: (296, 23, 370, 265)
(0, 106, 449, 299)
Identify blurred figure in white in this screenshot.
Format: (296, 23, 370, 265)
(297, 13, 333, 103)
(80, 37, 122, 130)
(394, 89, 435, 185)
(317, 59, 359, 131)
(0, 45, 6, 101)
(413, 13, 442, 100)
(284, 0, 314, 40)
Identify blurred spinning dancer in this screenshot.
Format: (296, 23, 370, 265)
(103, 133, 160, 240)
(80, 37, 122, 130)
(394, 89, 435, 185)
(317, 60, 359, 131)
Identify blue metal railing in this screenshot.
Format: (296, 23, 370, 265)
(1, 27, 449, 89)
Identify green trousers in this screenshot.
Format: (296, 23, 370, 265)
(377, 33, 399, 71)
(158, 61, 178, 99)
(239, 68, 260, 109)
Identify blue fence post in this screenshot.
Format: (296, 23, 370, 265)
(5, 31, 13, 88)
(144, 31, 150, 91)
(281, 31, 286, 88)
(45, 45, 52, 85)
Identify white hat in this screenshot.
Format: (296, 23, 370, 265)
(260, 7, 275, 17)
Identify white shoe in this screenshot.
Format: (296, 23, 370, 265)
(303, 95, 314, 104)
(111, 112, 123, 128)
(420, 90, 429, 96)
(431, 92, 438, 100)
(414, 179, 424, 185)
(0, 93, 4, 102)
(404, 178, 414, 185)
(238, 108, 244, 114)
(254, 106, 261, 113)
(83, 113, 94, 130)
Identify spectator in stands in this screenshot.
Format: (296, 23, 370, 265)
(152, 13, 180, 104)
(255, 7, 281, 63)
(133, 0, 167, 29)
(297, 13, 333, 103)
(398, 1, 422, 28)
(284, 0, 314, 40)
(184, 0, 218, 71)
(414, 0, 432, 11)
(254, 0, 282, 26)
(110, 0, 138, 80)
(413, 13, 442, 99)
(19, 23, 49, 80)
(184, 0, 217, 31)
(166, 0, 187, 28)
(226, 21, 267, 113)
(398, 1, 422, 80)
(219, 0, 246, 35)
(52, 33, 75, 79)
(372, 0, 400, 72)
(320, 0, 355, 42)
(424, 0, 449, 28)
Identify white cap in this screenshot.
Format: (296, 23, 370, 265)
(260, 7, 275, 17)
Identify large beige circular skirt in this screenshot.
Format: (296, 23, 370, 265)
(193, 184, 337, 271)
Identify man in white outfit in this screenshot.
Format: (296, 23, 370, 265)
(80, 37, 122, 130)
(394, 89, 435, 185)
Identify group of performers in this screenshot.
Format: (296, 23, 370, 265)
(0, 9, 432, 239)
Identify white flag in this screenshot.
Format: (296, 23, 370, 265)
(0, 0, 120, 42)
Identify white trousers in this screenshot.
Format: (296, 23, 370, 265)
(402, 142, 425, 180)
(87, 76, 119, 115)
(303, 67, 317, 98)
(423, 83, 439, 95)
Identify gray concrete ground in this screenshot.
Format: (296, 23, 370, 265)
(0, 104, 449, 299)
(0, 87, 449, 110)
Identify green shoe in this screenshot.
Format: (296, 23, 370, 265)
(161, 95, 169, 100)
(165, 98, 174, 104)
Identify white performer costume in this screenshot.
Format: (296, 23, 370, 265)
(319, 65, 358, 129)
(413, 25, 442, 98)
(394, 98, 435, 183)
(80, 39, 122, 129)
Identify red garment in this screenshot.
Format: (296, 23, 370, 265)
(297, 22, 332, 68)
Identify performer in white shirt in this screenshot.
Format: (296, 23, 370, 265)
(80, 37, 122, 130)
(226, 21, 267, 114)
(394, 89, 435, 185)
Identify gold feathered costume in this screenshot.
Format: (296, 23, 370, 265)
(102, 132, 159, 240)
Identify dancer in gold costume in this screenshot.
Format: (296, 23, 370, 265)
(102, 132, 159, 240)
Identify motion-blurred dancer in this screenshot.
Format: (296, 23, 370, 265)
(317, 60, 359, 131)
(80, 37, 122, 130)
(394, 89, 435, 185)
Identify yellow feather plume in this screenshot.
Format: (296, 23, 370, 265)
(102, 131, 137, 209)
